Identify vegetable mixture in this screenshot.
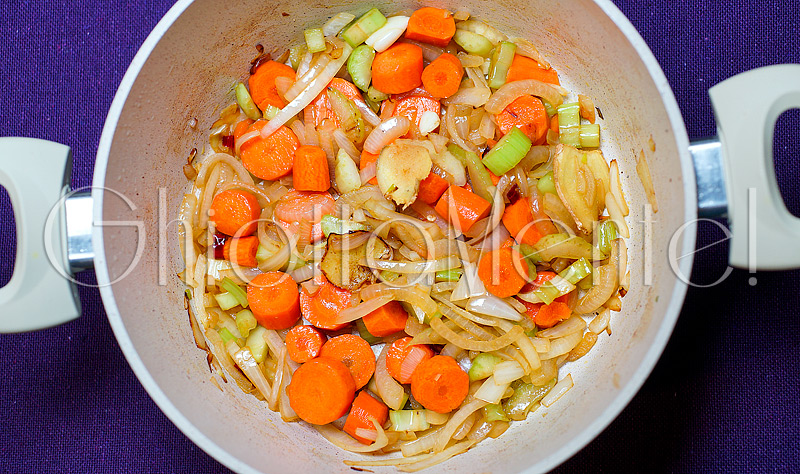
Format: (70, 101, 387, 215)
(179, 6, 631, 471)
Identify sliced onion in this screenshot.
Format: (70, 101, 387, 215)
(398, 440, 476, 472)
(260, 42, 353, 138)
(361, 284, 437, 315)
(400, 38, 443, 62)
(514, 330, 542, 371)
(474, 375, 510, 404)
(333, 129, 361, 165)
(231, 346, 272, 403)
(286, 53, 332, 102)
(636, 150, 658, 213)
(467, 295, 522, 321)
(588, 308, 611, 334)
(268, 346, 286, 411)
(205, 329, 254, 393)
(434, 398, 486, 452)
(492, 360, 525, 385)
(457, 52, 484, 67)
(536, 316, 587, 339)
(300, 278, 320, 296)
(296, 51, 312, 77)
(288, 263, 315, 283)
(335, 294, 393, 324)
(362, 255, 460, 274)
(364, 116, 411, 154)
(359, 162, 377, 184)
(511, 37, 550, 68)
(485, 79, 563, 114)
(399, 345, 431, 382)
(365, 16, 409, 52)
(605, 192, 630, 238)
(323, 12, 355, 36)
(376, 345, 406, 410)
(430, 318, 522, 351)
(456, 20, 507, 45)
(538, 330, 583, 360)
(279, 362, 299, 421)
(445, 103, 478, 153)
(446, 87, 491, 107)
(196, 152, 255, 186)
(575, 264, 617, 314)
(316, 419, 389, 452)
(450, 262, 485, 301)
(541, 373, 573, 407)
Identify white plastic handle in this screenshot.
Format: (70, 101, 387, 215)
(0, 138, 81, 332)
(710, 64, 800, 270)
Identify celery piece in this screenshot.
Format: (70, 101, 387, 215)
(304, 27, 326, 53)
(446, 143, 467, 165)
(422, 311, 443, 326)
(533, 258, 593, 304)
(380, 270, 400, 282)
(356, 318, 382, 345)
(263, 105, 280, 120)
(461, 148, 495, 203)
(483, 403, 509, 422)
(577, 272, 594, 290)
(435, 268, 464, 282)
(214, 292, 239, 311)
(517, 243, 543, 264)
(389, 410, 430, 431)
(328, 88, 367, 144)
(537, 171, 556, 195)
(557, 102, 581, 148)
(454, 29, 494, 57)
(235, 309, 257, 338)
(235, 83, 262, 120)
(320, 214, 367, 237)
(468, 353, 502, 381)
(246, 326, 268, 363)
(284, 254, 306, 272)
(487, 41, 517, 89)
(367, 85, 389, 103)
(219, 327, 237, 345)
(365, 95, 380, 113)
(221, 277, 248, 308)
(255, 244, 272, 263)
(348, 44, 375, 92)
(482, 127, 533, 176)
(580, 123, 601, 148)
(288, 44, 307, 70)
(341, 8, 387, 47)
(502, 378, 555, 421)
(184, 288, 192, 300)
(541, 99, 557, 117)
(597, 220, 618, 256)
(525, 328, 538, 337)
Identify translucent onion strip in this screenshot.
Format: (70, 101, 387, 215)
(429, 318, 523, 351)
(316, 419, 388, 452)
(376, 345, 406, 410)
(536, 316, 587, 339)
(485, 79, 563, 114)
(541, 374, 573, 407)
(434, 398, 487, 452)
(364, 116, 411, 154)
(397, 440, 476, 472)
(335, 294, 393, 324)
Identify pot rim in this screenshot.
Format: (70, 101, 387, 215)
(91, 1, 697, 472)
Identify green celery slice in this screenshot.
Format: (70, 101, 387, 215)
(537, 171, 556, 194)
(579, 123, 601, 148)
(341, 8, 387, 47)
(304, 28, 326, 53)
(221, 277, 248, 308)
(235, 83, 262, 120)
(435, 268, 464, 282)
(348, 44, 375, 92)
(468, 353, 502, 381)
(487, 41, 517, 89)
(454, 30, 494, 57)
(482, 127, 532, 175)
(557, 102, 581, 148)
(235, 309, 257, 338)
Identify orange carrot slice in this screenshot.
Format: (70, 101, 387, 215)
(502, 197, 544, 246)
(386, 336, 435, 384)
(240, 120, 300, 180)
(222, 235, 259, 267)
(421, 53, 463, 98)
(477, 247, 528, 298)
(506, 55, 560, 85)
(300, 274, 354, 331)
(343, 391, 390, 444)
(410, 355, 469, 413)
(372, 43, 424, 95)
(209, 189, 261, 237)
(404, 7, 456, 48)
(248, 60, 297, 110)
(362, 301, 409, 337)
(319, 334, 376, 389)
(285, 325, 327, 364)
(434, 185, 491, 233)
(246, 272, 302, 330)
(494, 95, 549, 145)
(293, 145, 331, 192)
(287, 357, 356, 425)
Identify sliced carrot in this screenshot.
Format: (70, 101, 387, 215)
(488, 170, 501, 186)
(240, 120, 299, 180)
(502, 197, 544, 246)
(386, 336, 435, 385)
(246, 272, 301, 329)
(287, 356, 356, 425)
(233, 119, 255, 140)
(362, 301, 409, 337)
(274, 190, 336, 244)
(300, 274, 354, 331)
(404, 7, 456, 47)
(417, 172, 450, 205)
(372, 43, 424, 95)
(506, 55, 560, 85)
(222, 235, 259, 267)
(248, 60, 297, 110)
(494, 95, 549, 145)
(411, 355, 469, 413)
(477, 247, 528, 298)
(421, 52, 463, 99)
(359, 150, 379, 185)
(306, 78, 366, 129)
(391, 89, 441, 138)
(532, 301, 572, 328)
(320, 334, 376, 389)
(434, 185, 491, 233)
(293, 145, 331, 192)
(550, 115, 559, 134)
(209, 189, 261, 237)
(343, 391, 390, 444)
(285, 325, 327, 364)
(500, 236, 516, 249)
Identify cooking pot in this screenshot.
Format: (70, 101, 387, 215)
(1, 0, 799, 472)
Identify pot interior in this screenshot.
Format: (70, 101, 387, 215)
(95, 0, 694, 472)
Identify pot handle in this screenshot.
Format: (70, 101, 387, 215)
(709, 64, 800, 270)
(0, 138, 81, 332)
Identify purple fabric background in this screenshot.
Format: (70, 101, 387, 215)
(1, 1, 799, 472)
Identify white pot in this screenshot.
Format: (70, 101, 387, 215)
(2, 0, 799, 472)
